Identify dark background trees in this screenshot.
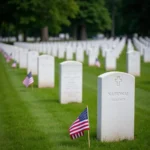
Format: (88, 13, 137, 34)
(0, 0, 150, 41)
(106, 0, 150, 37)
(69, 0, 111, 40)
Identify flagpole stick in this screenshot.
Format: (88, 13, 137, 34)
(87, 105, 90, 148)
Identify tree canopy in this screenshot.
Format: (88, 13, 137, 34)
(0, 0, 150, 41)
(70, 0, 111, 40)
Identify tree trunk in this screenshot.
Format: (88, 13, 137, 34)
(111, 11, 115, 37)
(23, 31, 27, 42)
(111, 0, 115, 37)
(73, 25, 77, 40)
(15, 31, 19, 42)
(77, 24, 87, 40)
(41, 26, 49, 41)
(80, 24, 87, 40)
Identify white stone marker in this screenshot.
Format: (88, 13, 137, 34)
(52, 46, 57, 57)
(127, 51, 140, 76)
(38, 55, 54, 88)
(14, 48, 20, 63)
(88, 48, 97, 66)
(58, 47, 65, 58)
(143, 48, 150, 62)
(27, 51, 38, 75)
(66, 46, 73, 60)
(76, 47, 84, 62)
(19, 49, 28, 68)
(97, 72, 135, 142)
(60, 61, 82, 104)
(105, 51, 116, 71)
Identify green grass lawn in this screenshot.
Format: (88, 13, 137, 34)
(0, 46, 150, 150)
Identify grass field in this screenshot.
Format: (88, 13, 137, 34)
(0, 46, 150, 150)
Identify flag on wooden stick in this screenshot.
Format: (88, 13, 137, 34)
(11, 61, 17, 68)
(23, 72, 34, 87)
(6, 54, 11, 62)
(95, 58, 101, 67)
(69, 107, 90, 140)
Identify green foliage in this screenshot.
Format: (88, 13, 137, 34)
(76, 0, 111, 31)
(68, 0, 112, 39)
(121, 0, 150, 36)
(9, 0, 79, 34)
(1, 0, 150, 37)
(105, 0, 150, 36)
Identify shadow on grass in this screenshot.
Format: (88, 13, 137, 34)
(34, 99, 59, 104)
(19, 88, 28, 92)
(32, 84, 56, 90)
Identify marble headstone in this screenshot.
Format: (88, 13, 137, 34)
(97, 72, 135, 142)
(19, 49, 28, 68)
(60, 61, 82, 104)
(38, 55, 55, 88)
(27, 51, 38, 75)
(127, 51, 140, 76)
(143, 48, 150, 62)
(76, 47, 84, 62)
(105, 51, 116, 71)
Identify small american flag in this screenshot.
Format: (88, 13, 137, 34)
(6, 57, 11, 62)
(6, 54, 11, 62)
(23, 72, 34, 87)
(95, 58, 100, 67)
(69, 108, 90, 140)
(4, 53, 7, 58)
(11, 61, 17, 68)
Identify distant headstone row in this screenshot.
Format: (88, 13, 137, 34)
(127, 40, 140, 76)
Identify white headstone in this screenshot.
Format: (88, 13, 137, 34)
(38, 55, 55, 88)
(19, 49, 28, 68)
(27, 51, 38, 75)
(58, 47, 65, 58)
(76, 47, 84, 62)
(52, 46, 57, 57)
(127, 51, 140, 76)
(66, 47, 73, 60)
(143, 48, 150, 62)
(60, 61, 82, 104)
(14, 48, 20, 63)
(105, 51, 116, 70)
(97, 72, 135, 142)
(88, 48, 97, 66)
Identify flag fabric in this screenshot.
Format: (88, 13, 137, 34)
(4, 53, 7, 59)
(95, 58, 100, 67)
(11, 61, 17, 68)
(69, 108, 90, 140)
(23, 72, 34, 87)
(6, 57, 11, 62)
(6, 54, 11, 62)
(9, 53, 12, 59)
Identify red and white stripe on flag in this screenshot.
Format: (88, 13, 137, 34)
(71, 131, 84, 139)
(69, 115, 89, 140)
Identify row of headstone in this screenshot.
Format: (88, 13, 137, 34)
(0, 43, 55, 88)
(0, 42, 135, 142)
(14, 38, 124, 64)
(127, 40, 141, 76)
(133, 38, 150, 62)
(14, 37, 128, 72)
(104, 38, 126, 71)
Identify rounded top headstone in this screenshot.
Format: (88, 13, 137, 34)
(60, 61, 82, 66)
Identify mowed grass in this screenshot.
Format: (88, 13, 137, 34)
(0, 46, 150, 150)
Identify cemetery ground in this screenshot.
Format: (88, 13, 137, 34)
(0, 47, 150, 150)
